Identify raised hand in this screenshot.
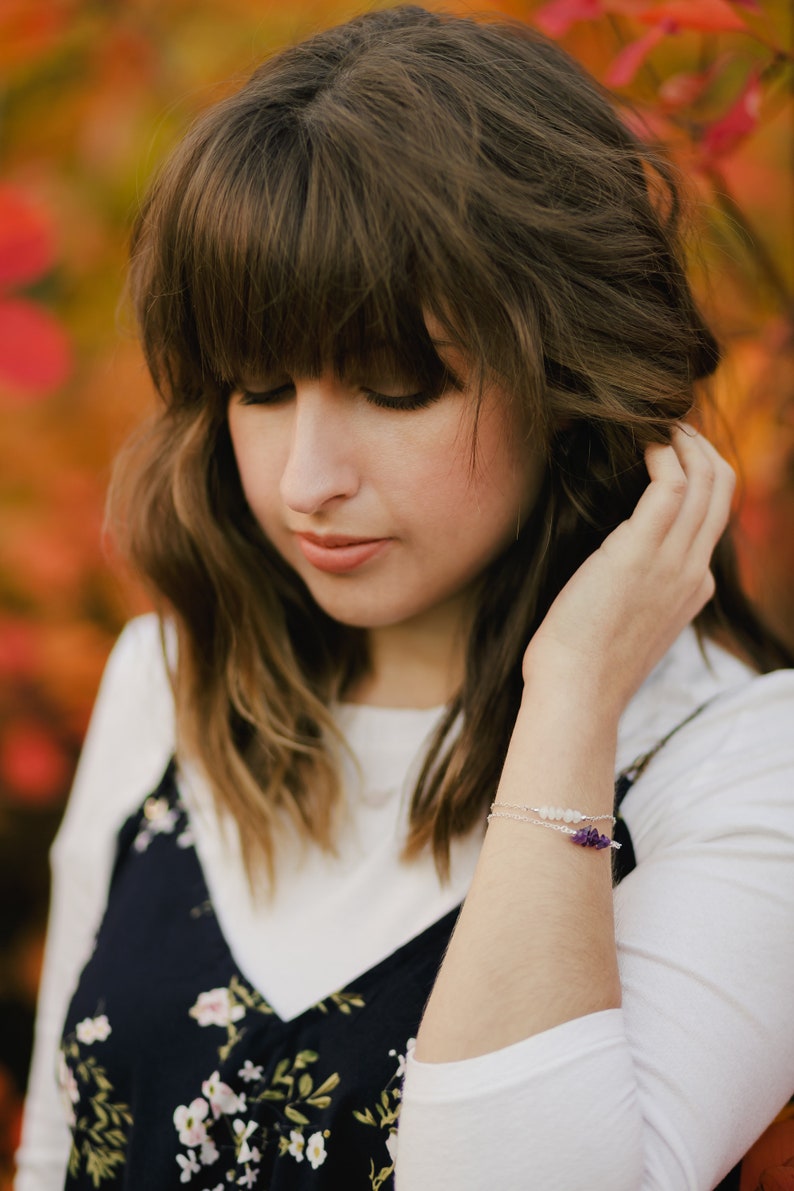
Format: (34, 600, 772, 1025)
(522, 425, 736, 720)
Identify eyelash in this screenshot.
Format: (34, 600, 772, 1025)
(236, 383, 442, 412)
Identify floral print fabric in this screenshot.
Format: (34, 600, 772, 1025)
(60, 748, 779, 1188)
(59, 763, 451, 1188)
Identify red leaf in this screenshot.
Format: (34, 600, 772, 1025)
(0, 186, 56, 290)
(0, 297, 72, 399)
(658, 54, 733, 108)
(0, 720, 70, 805)
(700, 71, 762, 159)
(639, 0, 747, 32)
(534, 0, 603, 37)
(0, 618, 40, 678)
(606, 24, 670, 87)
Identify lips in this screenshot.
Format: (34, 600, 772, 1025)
(294, 532, 392, 574)
(298, 532, 380, 548)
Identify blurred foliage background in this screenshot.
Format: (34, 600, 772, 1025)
(0, 0, 791, 1183)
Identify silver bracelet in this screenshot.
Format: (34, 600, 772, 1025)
(487, 804, 621, 851)
(494, 802, 615, 825)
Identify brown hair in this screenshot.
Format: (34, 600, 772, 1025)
(112, 4, 792, 893)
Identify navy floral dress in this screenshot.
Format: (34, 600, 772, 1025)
(58, 712, 780, 1189)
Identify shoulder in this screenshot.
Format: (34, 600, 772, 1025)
(53, 613, 177, 860)
(618, 626, 794, 849)
(618, 624, 790, 764)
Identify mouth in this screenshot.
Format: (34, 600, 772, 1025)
(297, 532, 383, 548)
(294, 532, 392, 574)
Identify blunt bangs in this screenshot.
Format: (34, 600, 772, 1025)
(132, 75, 496, 408)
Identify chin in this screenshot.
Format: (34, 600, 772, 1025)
(318, 602, 424, 630)
(304, 586, 442, 631)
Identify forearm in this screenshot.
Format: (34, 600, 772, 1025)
(413, 683, 621, 1062)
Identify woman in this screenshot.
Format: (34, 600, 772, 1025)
(17, 6, 794, 1189)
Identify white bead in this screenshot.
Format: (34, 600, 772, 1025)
(556, 807, 565, 820)
(572, 811, 583, 823)
(564, 809, 574, 822)
(539, 806, 548, 819)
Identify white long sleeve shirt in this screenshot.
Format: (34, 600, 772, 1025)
(15, 614, 794, 1190)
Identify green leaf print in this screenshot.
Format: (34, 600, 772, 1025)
(60, 1035, 132, 1189)
(352, 1041, 410, 1189)
(315, 990, 366, 1015)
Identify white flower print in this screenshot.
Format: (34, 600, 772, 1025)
(173, 1098, 209, 1148)
(233, 1119, 258, 1164)
(202, 1071, 245, 1118)
(388, 1036, 416, 1080)
(176, 827, 194, 848)
(57, 1051, 79, 1127)
(176, 1149, 201, 1183)
(287, 1129, 305, 1162)
(306, 1131, 328, 1170)
(237, 1168, 259, 1189)
(189, 988, 245, 1029)
(238, 1060, 263, 1084)
(200, 1137, 219, 1166)
(75, 1014, 112, 1045)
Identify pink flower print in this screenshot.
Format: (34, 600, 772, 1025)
(189, 987, 245, 1028)
(237, 1168, 259, 1189)
(57, 1051, 78, 1127)
(200, 1138, 219, 1166)
(173, 1098, 209, 1148)
(201, 1071, 245, 1119)
(175, 1149, 201, 1183)
(238, 1060, 263, 1084)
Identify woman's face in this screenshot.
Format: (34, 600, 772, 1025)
(227, 340, 544, 631)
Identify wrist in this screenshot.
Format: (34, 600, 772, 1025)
(518, 664, 623, 741)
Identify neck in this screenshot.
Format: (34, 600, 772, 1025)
(345, 595, 472, 709)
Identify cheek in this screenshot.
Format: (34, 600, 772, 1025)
(228, 423, 282, 529)
(426, 410, 541, 541)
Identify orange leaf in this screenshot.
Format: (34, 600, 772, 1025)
(0, 0, 75, 72)
(0, 618, 40, 679)
(0, 186, 56, 290)
(639, 0, 747, 31)
(0, 297, 72, 400)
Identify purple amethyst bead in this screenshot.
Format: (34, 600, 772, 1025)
(570, 826, 612, 849)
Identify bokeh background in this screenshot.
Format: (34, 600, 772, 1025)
(0, 0, 791, 1184)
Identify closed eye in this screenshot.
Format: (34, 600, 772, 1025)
(237, 384, 294, 406)
(235, 383, 449, 411)
(362, 388, 441, 411)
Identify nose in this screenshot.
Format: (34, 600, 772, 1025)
(279, 379, 360, 515)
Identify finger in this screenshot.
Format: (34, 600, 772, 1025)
(631, 439, 689, 545)
(652, 426, 725, 555)
(682, 430, 736, 556)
